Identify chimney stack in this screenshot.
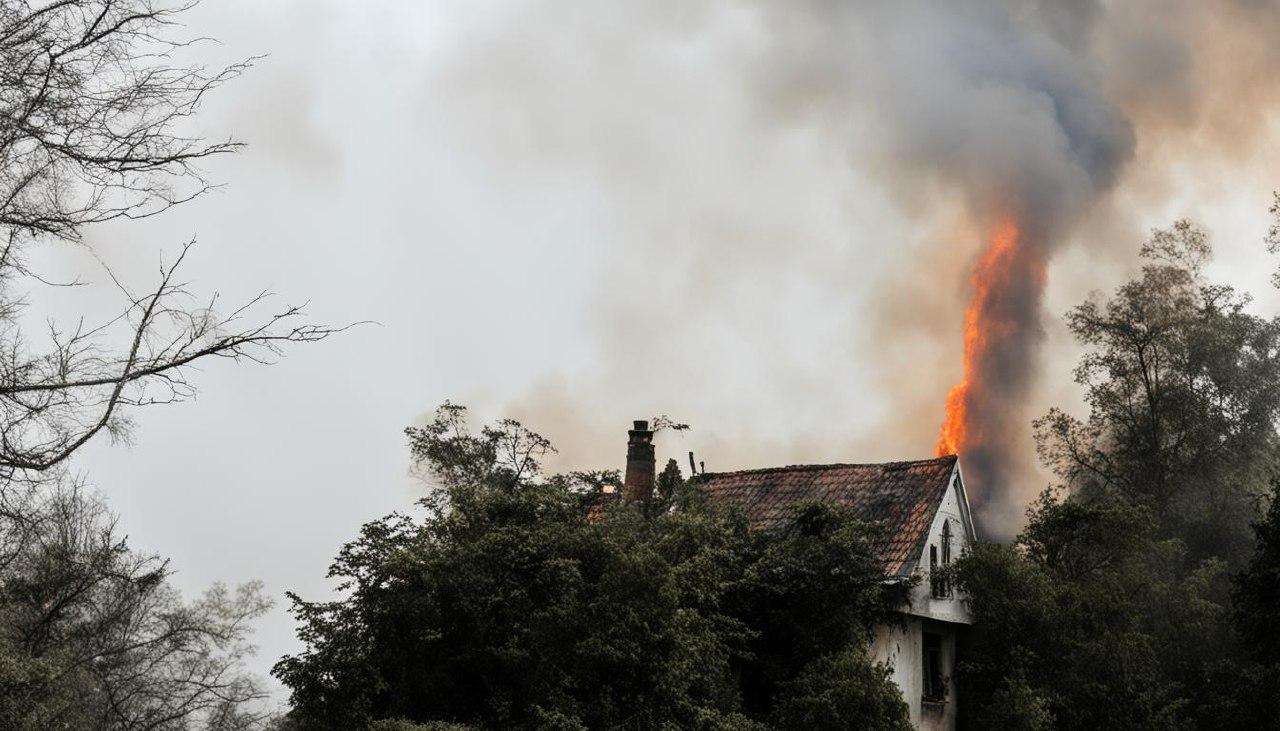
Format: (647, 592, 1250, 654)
(622, 419, 656, 502)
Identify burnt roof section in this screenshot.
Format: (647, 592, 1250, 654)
(697, 455, 959, 577)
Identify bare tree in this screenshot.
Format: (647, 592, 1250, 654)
(0, 0, 340, 477)
(0, 476, 274, 730)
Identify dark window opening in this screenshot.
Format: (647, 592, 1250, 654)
(922, 631, 946, 703)
(929, 544, 941, 597)
(933, 520, 954, 598)
(942, 520, 952, 564)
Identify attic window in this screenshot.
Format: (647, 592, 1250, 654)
(930, 520, 954, 599)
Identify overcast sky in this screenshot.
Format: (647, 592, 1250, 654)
(39, 0, 1280, 700)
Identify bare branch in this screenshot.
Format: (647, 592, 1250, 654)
(0, 2, 348, 477)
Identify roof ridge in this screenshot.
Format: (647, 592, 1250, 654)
(699, 454, 955, 478)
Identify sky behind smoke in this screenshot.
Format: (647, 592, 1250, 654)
(38, 0, 1280, 700)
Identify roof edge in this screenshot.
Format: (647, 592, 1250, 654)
(698, 455, 958, 480)
(952, 460, 980, 543)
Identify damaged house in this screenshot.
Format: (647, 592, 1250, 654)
(615, 420, 979, 731)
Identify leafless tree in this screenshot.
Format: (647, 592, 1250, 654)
(0, 0, 341, 477)
(0, 476, 275, 729)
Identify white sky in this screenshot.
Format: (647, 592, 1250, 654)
(37, 0, 1280, 701)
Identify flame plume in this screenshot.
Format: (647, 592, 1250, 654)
(936, 218, 1047, 486)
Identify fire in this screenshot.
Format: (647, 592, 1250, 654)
(936, 217, 1044, 458)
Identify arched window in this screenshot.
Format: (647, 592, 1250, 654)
(932, 520, 954, 599)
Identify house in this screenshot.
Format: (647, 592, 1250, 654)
(616, 420, 979, 731)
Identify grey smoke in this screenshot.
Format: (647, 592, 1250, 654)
(751, 0, 1134, 231)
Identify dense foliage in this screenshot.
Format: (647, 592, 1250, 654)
(275, 404, 911, 730)
(957, 220, 1280, 729)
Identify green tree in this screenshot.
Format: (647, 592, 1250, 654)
(1035, 220, 1280, 565)
(1235, 476, 1280, 664)
(656, 458, 684, 503)
(769, 647, 911, 731)
(732, 502, 894, 716)
(1221, 477, 1280, 723)
(955, 496, 1188, 730)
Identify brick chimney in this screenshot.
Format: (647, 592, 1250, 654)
(622, 419, 656, 502)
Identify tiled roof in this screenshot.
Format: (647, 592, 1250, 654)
(696, 455, 958, 577)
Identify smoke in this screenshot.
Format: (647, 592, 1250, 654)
(752, 2, 1132, 226)
(741, 2, 1139, 523)
(432, 0, 1280, 535)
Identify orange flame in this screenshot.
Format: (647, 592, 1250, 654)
(936, 217, 1042, 457)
